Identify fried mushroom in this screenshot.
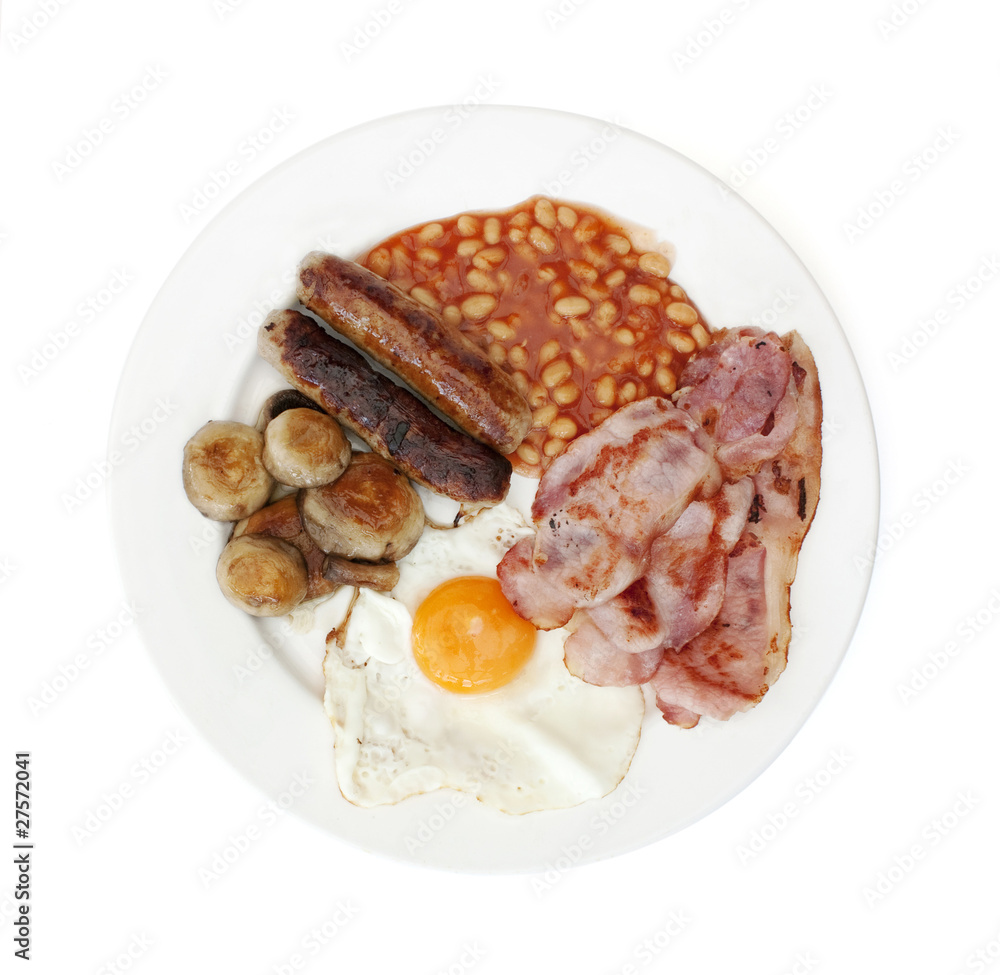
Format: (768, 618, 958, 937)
(216, 534, 308, 616)
(298, 451, 424, 562)
(263, 408, 351, 488)
(182, 420, 275, 521)
(232, 493, 334, 600)
(256, 388, 325, 430)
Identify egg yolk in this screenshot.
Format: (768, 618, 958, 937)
(411, 576, 536, 693)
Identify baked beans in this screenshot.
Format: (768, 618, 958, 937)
(360, 196, 713, 476)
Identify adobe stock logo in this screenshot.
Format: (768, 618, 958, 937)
(877, 0, 935, 39)
(340, 0, 408, 63)
(213, 0, 249, 18)
(843, 127, 959, 243)
(544, 0, 594, 28)
(854, 460, 969, 573)
(672, 0, 757, 72)
(541, 120, 624, 198)
(432, 942, 488, 975)
(964, 924, 1000, 974)
(530, 780, 647, 896)
(26, 600, 143, 714)
(18, 268, 135, 384)
(736, 748, 853, 864)
(71, 731, 189, 845)
(5, 0, 74, 54)
(896, 588, 1000, 705)
(94, 934, 154, 975)
(177, 109, 295, 223)
(197, 771, 315, 888)
(605, 911, 692, 973)
(862, 791, 979, 907)
(381, 76, 502, 191)
(271, 901, 362, 975)
(887, 254, 1000, 371)
(60, 396, 180, 514)
(51, 66, 168, 181)
(720, 87, 833, 196)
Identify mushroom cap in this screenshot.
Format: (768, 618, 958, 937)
(232, 493, 335, 601)
(182, 420, 274, 521)
(216, 534, 308, 617)
(256, 388, 325, 430)
(262, 407, 351, 488)
(298, 451, 425, 562)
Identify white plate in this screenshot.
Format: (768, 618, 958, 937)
(109, 105, 878, 873)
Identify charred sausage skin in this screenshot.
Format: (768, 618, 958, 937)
(297, 252, 531, 455)
(258, 309, 511, 504)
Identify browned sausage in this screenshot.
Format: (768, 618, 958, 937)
(258, 310, 511, 504)
(296, 252, 531, 454)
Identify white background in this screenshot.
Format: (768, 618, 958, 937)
(3, 0, 998, 972)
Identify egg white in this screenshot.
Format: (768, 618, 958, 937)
(322, 499, 644, 814)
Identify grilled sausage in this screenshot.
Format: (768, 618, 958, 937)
(257, 310, 511, 504)
(296, 252, 531, 454)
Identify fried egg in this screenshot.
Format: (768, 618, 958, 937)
(322, 502, 644, 813)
